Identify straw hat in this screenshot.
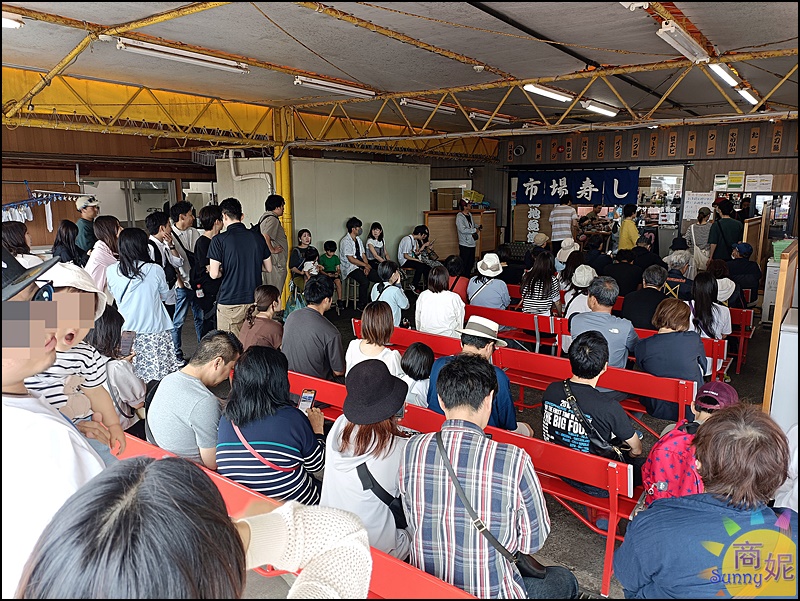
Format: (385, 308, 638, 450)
(456, 315, 507, 347)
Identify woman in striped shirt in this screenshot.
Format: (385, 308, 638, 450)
(216, 346, 326, 504)
(519, 250, 562, 316)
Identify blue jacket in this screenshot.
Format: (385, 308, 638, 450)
(614, 493, 798, 598)
(427, 354, 517, 431)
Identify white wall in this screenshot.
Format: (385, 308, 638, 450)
(216, 156, 430, 257)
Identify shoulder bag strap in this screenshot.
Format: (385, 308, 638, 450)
(232, 422, 298, 472)
(562, 379, 612, 448)
(449, 274, 462, 291)
(172, 227, 191, 255)
(468, 279, 492, 303)
(118, 278, 132, 304)
(714, 219, 731, 252)
(356, 462, 396, 507)
(434, 431, 517, 564)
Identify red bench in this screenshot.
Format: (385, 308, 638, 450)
(464, 305, 561, 354)
(121, 432, 472, 599)
(728, 307, 755, 374)
(353, 319, 462, 358)
(287, 375, 639, 598)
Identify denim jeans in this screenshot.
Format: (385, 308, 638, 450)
(522, 565, 579, 599)
(173, 286, 204, 357)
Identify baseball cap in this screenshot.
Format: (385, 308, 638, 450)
(458, 199, 469, 209)
(75, 196, 100, 211)
(694, 381, 739, 411)
(733, 242, 753, 257)
(45, 262, 108, 321)
(2, 248, 60, 302)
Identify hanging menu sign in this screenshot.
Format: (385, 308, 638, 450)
(687, 130, 697, 156)
(771, 123, 783, 153)
(550, 139, 558, 161)
(597, 136, 605, 159)
(580, 137, 589, 160)
(631, 133, 640, 158)
(649, 132, 658, 157)
(614, 135, 622, 160)
(727, 128, 738, 155)
(749, 127, 760, 154)
(668, 131, 678, 157)
(535, 139, 543, 162)
(565, 137, 573, 161)
(707, 130, 717, 155)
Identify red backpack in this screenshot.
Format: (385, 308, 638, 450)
(642, 419, 704, 506)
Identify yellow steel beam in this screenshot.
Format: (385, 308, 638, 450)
(697, 64, 744, 114)
(750, 64, 798, 113)
(643, 65, 695, 120)
(293, 2, 513, 79)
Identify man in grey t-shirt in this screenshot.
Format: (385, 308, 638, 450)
(147, 330, 242, 469)
(282, 275, 345, 382)
(570, 276, 638, 398)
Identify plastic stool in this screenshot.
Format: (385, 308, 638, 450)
(344, 276, 359, 310)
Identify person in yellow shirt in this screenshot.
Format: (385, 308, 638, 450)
(618, 204, 640, 251)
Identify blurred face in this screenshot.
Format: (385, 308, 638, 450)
(181, 211, 195, 228)
(81, 205, 99, 220)
(300, 232, 311, 246)
(274, 204, 285, 216)
(371, 227, 381, 238)
(2, 283, 59, 386)
(52, 291, 96, 351)
(24, 230, 33, 249)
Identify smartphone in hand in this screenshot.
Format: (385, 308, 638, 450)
(119, 330, 136, 356)
(298, 389, 316, 413)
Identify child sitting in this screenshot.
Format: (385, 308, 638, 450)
(318, 240, 344, 309)
(400, 342, 434, 408)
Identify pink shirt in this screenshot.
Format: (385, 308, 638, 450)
(85, 240, 117, 298)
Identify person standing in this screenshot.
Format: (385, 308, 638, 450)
(74, 195, 100, 256)
(170, 201, 204, 348)
(339, 216, 379, 311)
(50, 219, 87, 267)
(399, 353, 578, 599)
(208, 197, 272, 337)
(708, 199, 744, 262)
(548, 194, 579, 255)
(84, 215, 121, 302)
(192, 204, 223, 336)
(455, 200, 480, 276)
(685, 206, 712, 268)
(618, 204, 640, 251)
(2, 221, 43, 269)
(258, 194, 289, 292)
(145, 210, 183, 325)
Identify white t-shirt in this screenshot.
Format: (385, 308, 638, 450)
(2, 392, 104, 598)
(397, 235, 416, 266)
(345, 340, 404, 378)
(414, 290, 465, 338)
(561, 292, 591, 353)
(401, 375, 429, 408)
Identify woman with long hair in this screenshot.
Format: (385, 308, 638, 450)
(370, 261, 409, 327)
(686, 271, 732, 377)
(2, 221, 42, 268)
(289, 228, 316, 292)
(706, 259, 744, 308)
(238, 284, 283, 350)
(559, 249, 586, 305)
(51, 219, 87, 267)
(520, 250, 562, 316)
(321, 359, 411, 559)
(414, 265, 465, 338)
(105, 227, 179, 382)
(216, 346, 326, 504)
(365, 221, 392, 271)
(85, 215, 122, 298)
(345, 300, 403, 377)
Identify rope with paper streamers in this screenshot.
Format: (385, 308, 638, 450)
(3, 181, 94, 209)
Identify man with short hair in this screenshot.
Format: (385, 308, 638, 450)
(258, 194, 289, 291)
(570, 276, 639, 401)
(398, 225, 433, 293)
(208, 197, 272, 336)
(632, 235, 668, 271)
(621, 265, 668, 329)
(400, 353, 578, 599)
(708, 199, 744, 262)
(427, 315, 533, 436)
(146, 329, 243, 470)
(170, 200, 204, 349)
(145, 210, 184, 323)
(584, 234, 612, 274)
(340, 216, 379, 310)
(281, 274, 345, 382)
(727, 242, 762, 304)
(603, 249, 643, 297)
(456, 200, 480, 276)
(74, 195, 100, 255)
(548, 194, 579, 255)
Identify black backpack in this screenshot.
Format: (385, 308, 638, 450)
(147, 240, 178, 289)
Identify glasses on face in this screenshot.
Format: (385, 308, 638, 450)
(33, 280, 54, 302)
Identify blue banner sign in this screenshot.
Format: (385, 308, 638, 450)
(516, 169, 639, 205)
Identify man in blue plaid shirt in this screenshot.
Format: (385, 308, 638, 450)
(398, 353, 578, 598)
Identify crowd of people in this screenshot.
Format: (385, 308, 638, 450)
(2, 191, 796, 600)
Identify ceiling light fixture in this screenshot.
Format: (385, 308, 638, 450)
(2, 11, 24, 28)
(115, 38, 249, 74)
(708, 63, 740, 87)
(293, 75, 375, 98)
(522, 83, 573, 103)
(468, 112, 511, 125)
(580, 101, 619, 117)
(619, 2, 650, 10)
(736, 87, 759, 105)
(400, 98, 456, 115)
(655, 20, 710, 64)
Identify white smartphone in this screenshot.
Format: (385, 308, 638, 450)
(298, 389, 316, 413)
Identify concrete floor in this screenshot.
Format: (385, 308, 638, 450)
(182, 293, 772, 599)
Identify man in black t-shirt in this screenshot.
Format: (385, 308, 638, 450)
(621, 265, 668, 330)
(602, 249, 643, 298)
(542, 331, 644, 493)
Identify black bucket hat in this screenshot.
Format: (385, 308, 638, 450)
(344, 360, 408, 425)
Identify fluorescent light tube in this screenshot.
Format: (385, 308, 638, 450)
(116, 38, 249, 74)
(400, 98, 456, 115)
(619, 2, 650, 10)
(580, 101, 619, 117)
(736, 87, 759, 105)
(293, 75, 375, 99)
(709, 63, 739, 87)
(2, 11, 24, 28)
(523, 83, 573, 103)
(656, 20, 709, 63)
(468, 112, 511, 125)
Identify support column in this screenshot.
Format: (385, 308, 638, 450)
(275, 107, 294, 305)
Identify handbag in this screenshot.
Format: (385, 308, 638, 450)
(284, 281, 307, 318)
(434, 432, 547, 579)
(356, 463, 407, 529)
(471, 232, 480, 241)
(562, 380, 631, 463)
(691, 225, 710, 271)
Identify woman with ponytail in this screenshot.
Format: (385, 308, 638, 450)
(685, 271, 732, 377)
(238, 285, 283, 350)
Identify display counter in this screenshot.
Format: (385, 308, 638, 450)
(424, 210, 496, 260)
